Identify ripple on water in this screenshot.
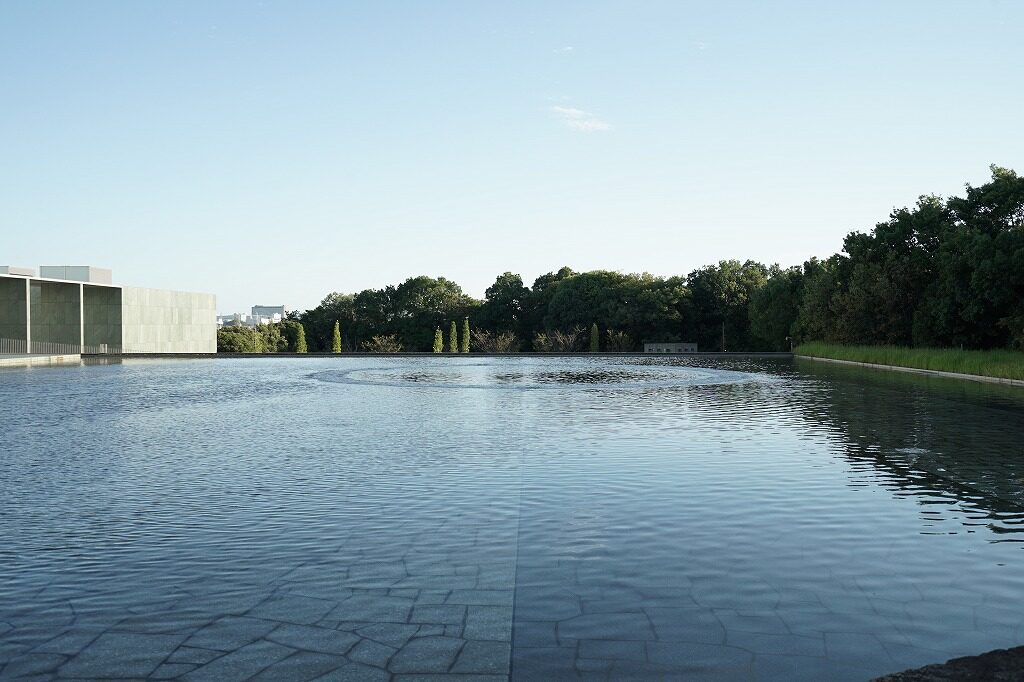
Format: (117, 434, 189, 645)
(312, 358, 765, 390)
(1, 356, 1023, 681)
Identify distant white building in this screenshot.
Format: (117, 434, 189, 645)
(217, 305, 287, 328)
(252, 305, 285, 322)
(644, 342, 697, 353)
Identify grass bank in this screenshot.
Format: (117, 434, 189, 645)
(794, 342, 1024, 382)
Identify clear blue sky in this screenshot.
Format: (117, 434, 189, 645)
(2, 1, 1021, 314)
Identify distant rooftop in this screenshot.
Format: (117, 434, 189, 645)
(39, 266, 112, 285)
(0, 266, 35, 277)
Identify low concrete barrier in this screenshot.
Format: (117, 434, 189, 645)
(0, 354, 81, 369)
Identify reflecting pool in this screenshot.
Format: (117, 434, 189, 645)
(1, 357, 1022, 680)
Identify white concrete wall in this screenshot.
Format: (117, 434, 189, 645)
(121, 287, 216, 353)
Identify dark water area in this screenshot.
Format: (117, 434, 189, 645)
(1, 357, 1022, 680)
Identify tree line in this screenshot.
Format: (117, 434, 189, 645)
(218, 166, 1023, 353)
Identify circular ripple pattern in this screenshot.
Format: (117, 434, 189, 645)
(313, 358, 763, 390)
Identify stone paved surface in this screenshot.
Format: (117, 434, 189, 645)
(0, 524, 518, 681)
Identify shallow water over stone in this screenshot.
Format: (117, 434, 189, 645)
(1, 356, 1022, 680)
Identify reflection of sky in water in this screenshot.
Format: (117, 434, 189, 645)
(0, 356, 1022, 681)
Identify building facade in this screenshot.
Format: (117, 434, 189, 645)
(0, 266, 216, 354)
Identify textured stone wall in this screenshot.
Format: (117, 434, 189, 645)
(120, 287, 216, 353)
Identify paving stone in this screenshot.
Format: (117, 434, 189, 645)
(247, 594, 336, 625)
(646, 640, 753, 668)
(113, 609, 214, 634)
(183, 616, 278, 651)
(728, 631, 825, 656)
(410, 604, 465, 625)
(181, 640, 294, 682)
(447, 590, 513, 606)
(1, 652, 67, 677)
(512, 621, 558, 648)
(450, 640, 510, 674)
(394, 575, 478, 590)
(391, 671, 507, 675)
(388, 636, 464, 673)
(310, 660, 391, 681)
(166, 646, 224, 664)
(346, 561, 409, 584)
(714, 610, 791, 635)
(752, 653, 838, 681)
(31, 629, 103, 655)
(267, 623, 360, 655)
(557, 612, 655, 641)
(250, 651, 349, 680)
(464, 605, 512, 642)
(416, 624, 445, 637)
(646, 607, 726, 644)
(577, 657, 614, 672)
(415, 591, 451, 605)
(355, 623, 420, 648)
(331, 595, 412, 623)
(59, 632, 187, 678)
(152, 662, 198, 678)
(581, 597, 646, 614)
(578, 638, 647, 660)
(444, 624, 464, 638)
(511, 646, 578, 680)
(514, 587, 581, 621)
(347, 638, 397, 668)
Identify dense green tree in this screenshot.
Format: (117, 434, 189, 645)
(280, 320, 306, 352)
(749, 266, 804, 350)
(331, 321, 342, 353)
(590, 323, 599, 352)
(289, 167, 1023, 354)
(257, 324, 285, 352)
(480, 272, 530, 338)
(461, 318, 470, 353)
(433, 327, 444, 353)
(687, 260, 768, 351)
(217, 327, 260, 353)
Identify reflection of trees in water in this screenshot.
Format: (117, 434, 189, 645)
(792, 360, 1024, 531)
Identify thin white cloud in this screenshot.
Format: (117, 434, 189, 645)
(550, 105, 612, 132)
(555, 46, 574, 54)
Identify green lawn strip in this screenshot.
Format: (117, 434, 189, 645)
(794, 342, 1024, 381)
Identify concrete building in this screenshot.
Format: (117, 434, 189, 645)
(252, 304, 285, 322)
(0, 266, 216, 354)
(217, 305, 286, 328)
(644, 342, 698, 353)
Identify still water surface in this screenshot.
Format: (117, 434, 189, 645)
(1, 357, 1023, 680)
